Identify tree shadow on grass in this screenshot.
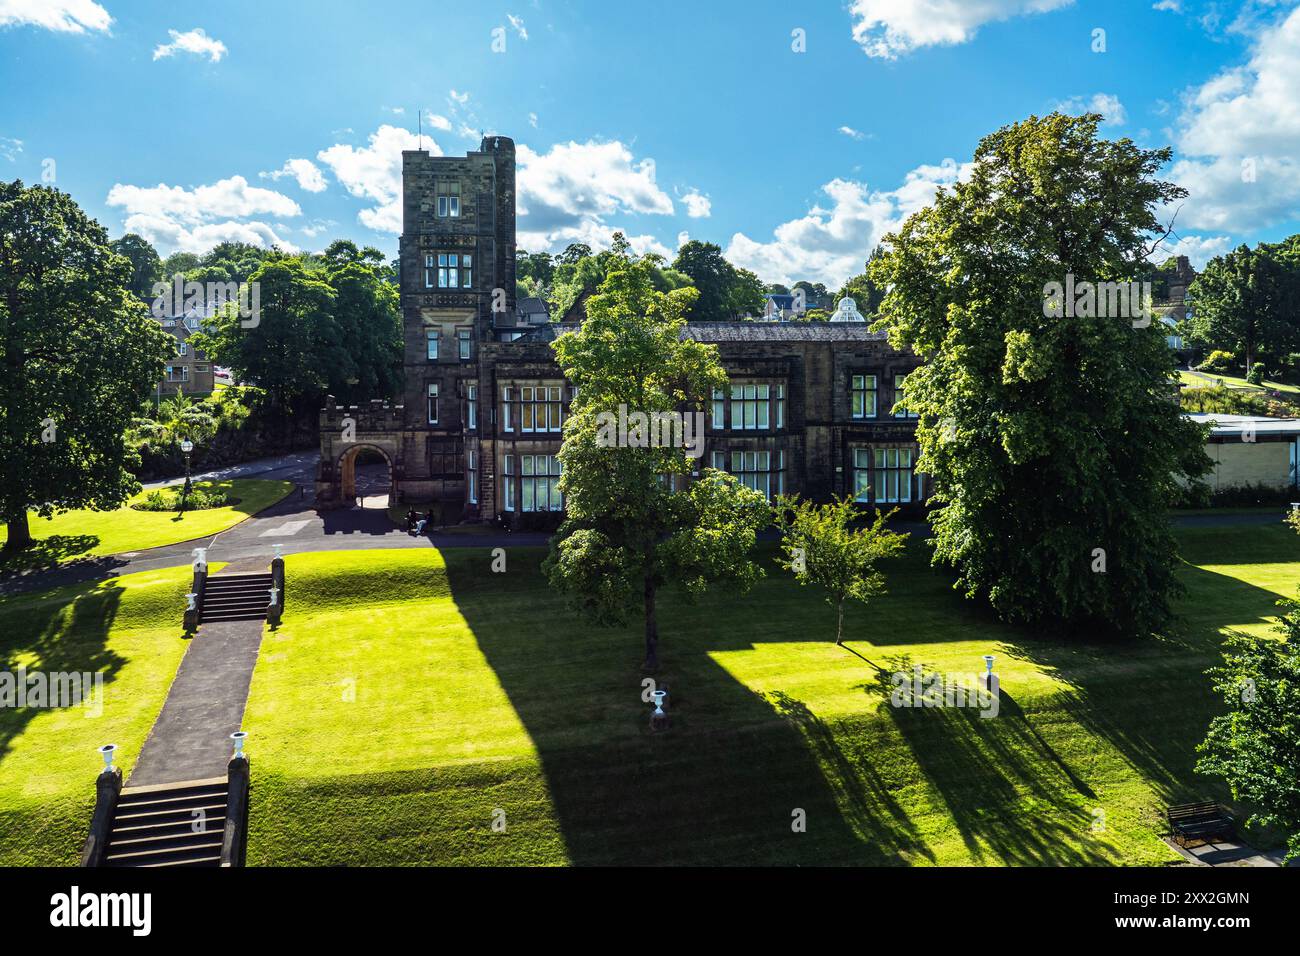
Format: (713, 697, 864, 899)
(443, 547, 923, 865)
(866, 654, 1114, 865)
(0, 535, 100, 573)
(442, 546, 1119, 866)
(0, 580, 125, 766)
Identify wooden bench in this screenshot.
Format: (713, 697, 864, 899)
(1168, 802, 1234, 847)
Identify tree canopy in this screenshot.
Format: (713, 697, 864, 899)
(870, 113, 1210, 635)
(544, 259, 769, 669)
(0, 181, 172, 550)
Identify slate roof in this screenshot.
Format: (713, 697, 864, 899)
(514, 320, 887, 344)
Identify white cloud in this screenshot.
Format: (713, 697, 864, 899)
(1054, 92, 1127, 125)
(106, 176, 301, 254)
(528, 112, 539, 129)
(423, 112, 452, 132)
(1170, 6, 1300, 231)
(448, 89, 470, 106)
(725, 160, 970, 287)
(849, 0, 1073, 58)
(261, 158, 327, 193)
(0, 136, 22, 161)
(0, 0, 111, 33)
(1159, 232, 1233, 268)
(317, 125, 434, 234)
(838, 126, 869, 140)
(1153, 0, 1182, 12)
(153, 27, 227, 63)
(681, 189, 711, 218)
(507, 14, 528, 40)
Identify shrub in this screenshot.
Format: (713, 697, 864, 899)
(1197, 350, 1237, 374)
(1247, 362, 1266, 385)
(131, 487, 234, 512)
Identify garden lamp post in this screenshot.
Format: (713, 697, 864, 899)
(179, 438, 194, 513)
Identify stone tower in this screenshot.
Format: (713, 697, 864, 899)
(393, 135, 516, 503)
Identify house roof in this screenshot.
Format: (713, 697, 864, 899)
(518, 297, 548, 314)
(514, 320, 887, 345)
(1186, 413, 1300, 437)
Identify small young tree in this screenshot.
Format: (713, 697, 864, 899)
(773, 495, 907, 645)
(1196, 622, 1300, 862)
(544, 259, 770, 671)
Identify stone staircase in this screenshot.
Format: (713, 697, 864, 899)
(201, 572, 272, 623)
(102, 778, 228, 868)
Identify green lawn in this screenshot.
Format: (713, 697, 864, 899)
(237, 525, 1298, 866)
(2, 523, 1291, 867)
(0, 564, 219, 865)
(1179, 368, 1300, 395)
(0, 479, 292, 570)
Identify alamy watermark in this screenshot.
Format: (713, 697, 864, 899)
(1043, 274, 1152, 328)
(594, 405, 705, 459)
(889, 665, 1000, 719)
(0, 667, 104, 716)
(150, 273, 261, 328)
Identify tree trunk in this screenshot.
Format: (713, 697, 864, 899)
(643, 574, 659, 672)
(2, 508, 31, 552)
(835, 598, 845, 645)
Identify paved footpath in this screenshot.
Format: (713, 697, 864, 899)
(127, 613, 264, 787)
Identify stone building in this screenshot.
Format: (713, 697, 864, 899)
(316, 136, 926, 523)
(153, 304, 215, 398)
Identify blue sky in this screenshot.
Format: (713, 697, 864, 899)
(3, 0, 1300, 287)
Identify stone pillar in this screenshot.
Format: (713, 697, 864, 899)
(184, 564, 207, 630)
(79, 766, 123, 867)
(267, 555, 285, 627)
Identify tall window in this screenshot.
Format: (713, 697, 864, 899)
(521, 386, 563, 433)
(711, 388, 725, 427)
(466, 450, 478, 504)
(458, 328, 472, 360)
(437, 181, 460, 218)
(178, 342, 188, 356)
(427, 383, 439, 425)
(893, 373, 918, 419)
(466, 384, 478, 431)
(855, 447, 914, 503)
(853, 448, 872, 503)
(503, 455, 515, 511)
(774, 384, 786, 429)
(501, 386, 513, 431)
(430, 253, 472, 288)
(730, 384, 771, 430)
(711, 450, 784, 499)
(521, 455, 563, 512)
(852, 374, 878, 419)
(426, 329, 439, 361)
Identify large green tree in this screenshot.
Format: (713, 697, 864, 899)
(870, 113, 1210, 635)
(1187, 242, 1300, 372)
(110, 232, 163, 301)
(672, 240, 734, 321)
(544, 260, 770, 670)
(194, 257, 339, 435)
(0, 182, 171, 551)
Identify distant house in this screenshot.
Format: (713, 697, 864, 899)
(1188, 413, 1300, 491)
(153, 303, 216, 398)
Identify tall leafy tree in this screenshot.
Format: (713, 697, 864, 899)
(1187, 243, 1299, 372)
(194, 257, 339, 436)
(110, 233, 163, 301)
(672, 240, 735, 320)
(870, 113, 1210, 635)
(0, 182, 171, 551)
(544, 260, 770, 670)
(325, 257, 402, 404)
(727, 266, 766, 318)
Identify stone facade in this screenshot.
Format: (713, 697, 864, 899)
(317, 137, 925, 522)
